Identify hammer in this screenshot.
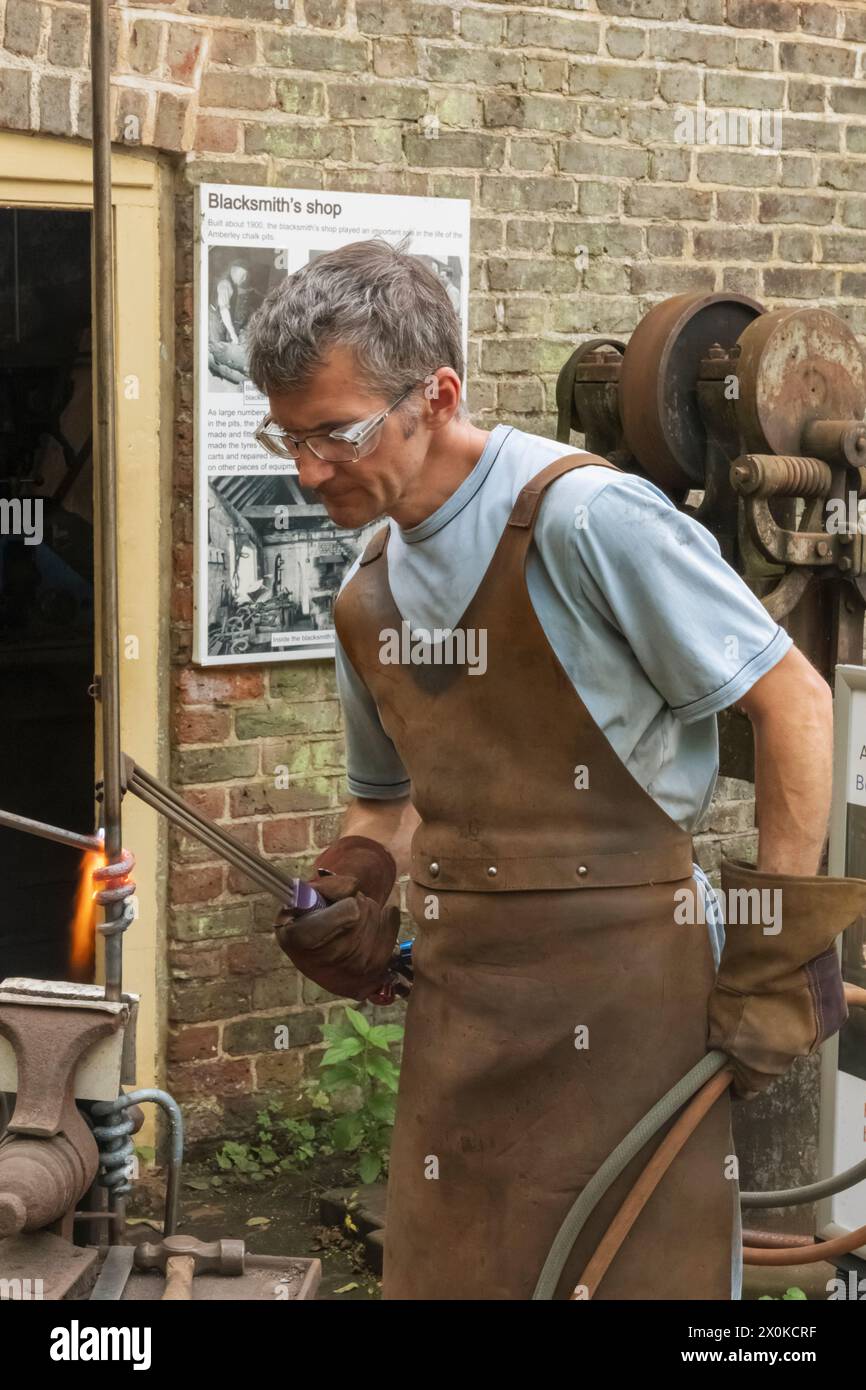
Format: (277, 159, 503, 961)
(133, 1235, 245, 1300)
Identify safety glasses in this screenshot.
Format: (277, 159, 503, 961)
(254, 382, 420, 464)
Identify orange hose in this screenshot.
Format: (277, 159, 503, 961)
(744, 1225, 866, 1265)
(572, 1068, 734, 1300)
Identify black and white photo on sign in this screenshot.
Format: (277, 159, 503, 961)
(207, 473, 380, 659)
(194, 184, 471, 663)
(206, 245, 288, 392)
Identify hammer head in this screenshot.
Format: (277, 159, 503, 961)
(133, 1235, 245, 1276)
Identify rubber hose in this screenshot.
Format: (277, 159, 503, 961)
(531, 1048, 731, 1300)
(741, 1153, 866, 1210)
(575, 1068, 734, 1299)
(744, 1223, 866, 1266)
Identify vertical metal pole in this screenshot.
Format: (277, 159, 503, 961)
(90, 0, 124, 1007)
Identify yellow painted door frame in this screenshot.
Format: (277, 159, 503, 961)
(0, 132, 173, 1116)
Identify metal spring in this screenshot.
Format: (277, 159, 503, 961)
(89, 1095, 137, 1197)
(88, 850, 137, 1191)
(93, 847, 136, 939)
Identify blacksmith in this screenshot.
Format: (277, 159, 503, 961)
(246, 240, 835, 1301)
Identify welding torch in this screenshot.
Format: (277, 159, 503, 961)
(0, 755, 414, 1000)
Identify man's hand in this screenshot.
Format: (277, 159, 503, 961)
(735, 645, 833, 875)
(274, 877, 400, 1002)
(273, 834, 400, 1001)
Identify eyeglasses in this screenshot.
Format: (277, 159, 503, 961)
(254, 382, 421, 464)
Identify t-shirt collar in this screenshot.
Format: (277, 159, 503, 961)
(397, 423, 515, 543)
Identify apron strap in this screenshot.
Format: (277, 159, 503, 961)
(358, 524, 390, 566)
(508, 451, 621, 531)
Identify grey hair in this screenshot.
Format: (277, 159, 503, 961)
(246, 237, 466, 418)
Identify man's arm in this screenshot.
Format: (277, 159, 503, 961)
(735, 645, 833, 876)
(341, 794, 419, 883)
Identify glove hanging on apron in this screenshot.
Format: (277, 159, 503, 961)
(708, 857, 866, 1099)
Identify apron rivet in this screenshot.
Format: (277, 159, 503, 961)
(430, 861, 440, 877)
(487, 865, 497, 877)
(577, 865, 588, 876)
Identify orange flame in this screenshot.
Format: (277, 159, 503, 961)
(70, 849, 105, 980)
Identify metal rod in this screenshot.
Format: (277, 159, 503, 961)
(90, 0, 124, 1004)
(132, 778, 290, 897)
(128, 762, 295, 900)
(0, 807, 104, 854)
(116, 1089, 185, 1237)
(128, 773, 294, 902)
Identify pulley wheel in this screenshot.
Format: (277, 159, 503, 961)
(735, 307, 866, 456)
(619, 292, 765, 489)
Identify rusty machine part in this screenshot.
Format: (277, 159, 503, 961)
(618, 292, 764, 491)
(0, 987, 127, 1236)
(557, 292, 866, 779)
(556, 337, 628, 464)
(736, 307, 866, 458)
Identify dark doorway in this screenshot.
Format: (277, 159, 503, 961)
(0, 207, 95, 981)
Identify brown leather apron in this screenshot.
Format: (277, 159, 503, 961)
(335, 454, 735, 1300)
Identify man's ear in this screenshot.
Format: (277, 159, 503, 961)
(423, 368, 463, 432)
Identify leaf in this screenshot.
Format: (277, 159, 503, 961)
(246, 1216, 271, 1228)
(367, 1092, 397, 1125)
(321, 1065, 360, 1092)
(366, 1024, 404, 1050)
(331, 1114, 365, 1151)
(186, 1176, 212, 1189)
(346, 1007, 371, 1038)
(366, 1053, 399, 1091)
(359, 1152, 382, 1184)
(334, 1282, 359, 1294)
(257, 1145, 279, 1165)
(783, 1287, 807, 1300)
(322, 1038, 364, 1065)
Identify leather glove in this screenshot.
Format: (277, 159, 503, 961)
(273, 835, 400, 1002)
(708, 857, 866, 1099)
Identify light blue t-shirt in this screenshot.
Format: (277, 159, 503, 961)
(335, 422, 792, 833)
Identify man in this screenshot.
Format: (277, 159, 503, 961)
(246, 239, 834, 1301)
(209, 260, 251, 345)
